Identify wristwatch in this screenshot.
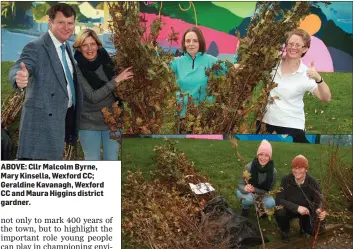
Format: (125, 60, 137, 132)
(315, 77, 323, 84)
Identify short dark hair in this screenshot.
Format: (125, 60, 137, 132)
(181, 26, 206, 54)
(47, 3, 76, 20)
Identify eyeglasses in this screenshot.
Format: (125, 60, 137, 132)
(287, 43, 306, 49)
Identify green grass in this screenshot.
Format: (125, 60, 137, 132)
(122, 137, 352, 248)
(304, 72, 353, 134)
(1, 61, 16, 105)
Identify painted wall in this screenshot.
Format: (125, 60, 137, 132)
(139, 1, 352, 72)
(143, 134, 352, 146)
(1, 1, 352, 72)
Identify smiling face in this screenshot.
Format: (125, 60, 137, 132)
(80, 36, 98, 61)
(184, 31, 200, 57)
(257, 153, 270, 166)
(285, 34, 308, 59)
(49, 11, 75, 43)
(292, 167, 307, 183)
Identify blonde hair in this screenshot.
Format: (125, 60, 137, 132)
(73, 29, 102, 51)
(285, 29, 311, 57)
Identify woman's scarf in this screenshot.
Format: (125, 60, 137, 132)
(249, 157, 274, 191)
(74, 47, 115, 90)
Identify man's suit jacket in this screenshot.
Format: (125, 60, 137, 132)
(9, 32, 82, 160)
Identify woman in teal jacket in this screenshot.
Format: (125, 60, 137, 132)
(170, 27, 222, 117)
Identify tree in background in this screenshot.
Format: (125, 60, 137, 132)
(1, 1, 33, 27)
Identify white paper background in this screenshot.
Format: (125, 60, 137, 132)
(0, 160, 121, 248)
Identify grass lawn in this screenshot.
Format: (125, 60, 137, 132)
(304, 72, 353, 134)
(1, 62, 352, 134)
(121, 137, 352, 248)
(1, 61, 16, 105)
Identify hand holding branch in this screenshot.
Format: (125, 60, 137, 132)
(245, 184, 255, 193)
(233, 63, 245, 70)
(297, 205, 310, 215)
(114, 66, 134, 86)
(316, 208, 327, 221)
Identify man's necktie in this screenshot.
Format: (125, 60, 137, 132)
(60, 44, 76, 106)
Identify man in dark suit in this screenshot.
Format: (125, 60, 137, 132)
(9, 3, 82, 160)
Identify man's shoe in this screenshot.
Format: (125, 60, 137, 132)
(281, 232, 290, 243)
(241, 208, 249, 217)
(299, 229, 310, 238)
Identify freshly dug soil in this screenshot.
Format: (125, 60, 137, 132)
(315, 226, 353, 249)
(265, 224, 353, 249)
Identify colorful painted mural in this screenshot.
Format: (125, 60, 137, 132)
(144, 134, 352, 146)
(1, 1, 352, 72)
(139, 1, 352, 72)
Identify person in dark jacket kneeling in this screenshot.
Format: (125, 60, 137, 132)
(275, 155, 327, 243)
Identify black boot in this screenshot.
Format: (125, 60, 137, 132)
(299, 228, 310, 238)
(241, 208, 249, 217)
(281, 231, 290, 243)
